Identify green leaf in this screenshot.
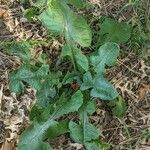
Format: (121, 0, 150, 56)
(75, 52, 89, 72)
(9, 64, 49, 94)
(69, 98, 100, 148)
(61, 44, 89, 71)
(36, 86, 56, 107)
(86, 100, 96, 115)
(24, 7, 39, 21)
(6, 41, 32, 62)
(98, 17, 131, 44)
(61, 44, 73, 59)
(79, 102, 100, 143)
(31, 0, 48, 8)
(9, 80, 25, 94)
(80, 71, 93, 91)
(90, 42, 120, 74)
(69, 121, 100, 144)
(18, 90, 83, 150)
(62, 71, 81, 85)
(65, 0, 85, 9)
(29, 105, 46, 122)
(69, 121, 83, 143)
(91, 77, 118, 100)
(36, 73, 60, 107)
(69, 121, 101, 150)
(54, 90, 83, 118)
(39, 0, 92, 47)
(85, 141, 101, 150)
(85, 140, 110, 150)
(108, 96, 127, 118)
(45, 120, 69, 139)
(18, 119, 56, 150)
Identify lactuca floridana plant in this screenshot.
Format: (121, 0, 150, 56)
(7, 0, 130, 149)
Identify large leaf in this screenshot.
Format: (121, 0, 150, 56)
(9, 64, 49, 94)
(90, 42, 120, 74)
(98, 17, 131, 44)
(91, 77, 118, 100)
(39, 0, 92, 47)
(18, 90, 83, 150)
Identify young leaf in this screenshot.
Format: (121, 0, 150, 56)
(39, 0, 92, 47)
(108, 96, 127, 118)
(90, 42, 120, 74)
(24, 7, 39, 21)
(18, 90, 83, 150)
(98, 17, 131, 44)
(91, 77, 118, 100)
(9, 64, 49, 94)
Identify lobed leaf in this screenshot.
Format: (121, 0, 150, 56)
(90, 42, 120, 75)
(91, 77, 118, 100)
(9, 64, 49, 94)
(18, 90, 83, 150)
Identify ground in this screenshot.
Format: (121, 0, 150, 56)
(0, 0, 150, 150)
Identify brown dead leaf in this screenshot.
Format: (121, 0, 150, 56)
(138, 84, 150, 99)
(0, 8, 8, 18)
(1, 140, 15, 150)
